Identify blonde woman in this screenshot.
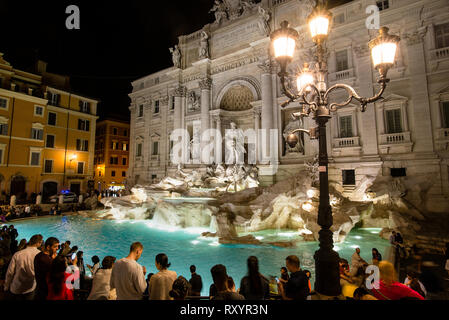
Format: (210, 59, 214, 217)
(370, 261, 424, 300)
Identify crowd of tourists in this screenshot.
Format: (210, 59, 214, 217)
(0, 225, 448, 301)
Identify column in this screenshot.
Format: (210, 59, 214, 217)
(259, 60, 273, 162)
(406, 27, 434, 153)
(173, 86, 185, 131)
(354, 43, 379, 157)
(215, 116, 222, 164)
(253, 108, 261, 163)
(199, 78, 212, 152)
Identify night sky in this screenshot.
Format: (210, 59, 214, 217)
(0, 0, 350, 120)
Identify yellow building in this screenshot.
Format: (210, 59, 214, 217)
(0, 53, 98, 202)
(94, 119, 130, 192)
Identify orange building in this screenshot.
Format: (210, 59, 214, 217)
(94, 119, 130, 192)
(0, 53, 98, 201)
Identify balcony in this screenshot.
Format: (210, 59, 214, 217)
(332, 136, 362, 157)
(328, 68, 355, 86)
(379, 131, 413, 154)
(435, 128, 449, 151)
(431, 47, 449, 61)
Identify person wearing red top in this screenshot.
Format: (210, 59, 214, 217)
(46, 255, 74, 300)
(370, 261, 424, 300)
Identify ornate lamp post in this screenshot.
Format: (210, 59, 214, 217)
(270, 1, 400, 296)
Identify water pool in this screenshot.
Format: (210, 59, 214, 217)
(7, 216, 388, 296)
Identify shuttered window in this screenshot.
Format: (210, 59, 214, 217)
(386, 109, 402, 134)
(339, 116, 353, 138)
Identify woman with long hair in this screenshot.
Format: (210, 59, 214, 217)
(46, 255, 74, 300)
(372, 248, 382, 265)
(369, 261, 424, 300)
(239, 256, 269, 300)
(148, 253, 177, 300)
(169, 276, 190, 300)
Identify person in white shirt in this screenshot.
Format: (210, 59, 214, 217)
(87, 255, 100, 276)
(403, 270, 427, 297)
(110, 242, 147, 300)
(4, 234, 43, 300)
(350, 248, 368, 277)
(148, 253, 177, 300)
(88, 256, 117, 300)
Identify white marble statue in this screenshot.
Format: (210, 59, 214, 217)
(225, 122, 245, 165)
(187, 91, 200, 112)
(209, 0, 228, 24)
(199, 31, 210, 59)
(257, 6, 271, 37)
(169, 45, 181, 68)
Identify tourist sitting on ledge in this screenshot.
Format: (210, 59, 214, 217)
(403, 269, 427, 298)
(46, 255, 74, 300)
(369, 261, 424, 300)
(88, 256, 116, 300)
(339, 258, 353, 285)
(372, 248, 382, 265)
(279, 267, 289, 284)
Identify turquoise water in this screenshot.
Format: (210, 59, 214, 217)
(6, 216, 388, 296)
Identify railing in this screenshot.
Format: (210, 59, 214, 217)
(333, 136, 360, 148)
(440, 128, 449, 139)
(431, 46, 449, 60)
(272, 0, 287, 6)
(380, 132, 411, 144)
(329, 68, 354, 82)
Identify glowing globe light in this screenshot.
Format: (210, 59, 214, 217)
(368, 27, 400, 78)
(309, 15, 330, 39)
(297, 71, 314, 93)
(273, 36, 296, 60)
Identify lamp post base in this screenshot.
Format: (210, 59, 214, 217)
(314, 247, 341, 296)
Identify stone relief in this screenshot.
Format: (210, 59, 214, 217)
(257, 6, 271, 37)
(199, 31, 210, 59)
(210, 0, 262, 25)
(169, 45, 181, 68)
(210, 0, 229, 24)
(187, 91, 201, 112)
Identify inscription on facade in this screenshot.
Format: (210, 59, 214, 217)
(211, 21, 260, 56)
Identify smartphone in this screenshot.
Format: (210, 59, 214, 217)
(275, 277, 280, 283)
(71, 252, 77, 260)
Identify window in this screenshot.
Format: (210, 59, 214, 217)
(77, 162, 84, 174)
(48, 112, 57, 126)
(48, 92, 60, 106)
(110, 156, 118, 165)
(339, 116, 353, 138)
(442, 102, 449, 128)
(152, 141, 159, 155)
(111, 141, 118, 150)
(0, 149, 3, 165)
(336, 50, 348, 72)
(391, 168, 406, 177)
(34, 106, 44, 117)
(151, 174, 157, 180)
(136, 143, 142, 157)
(154, 100, 160, 114)
(122, 171, 126, 177)
(44, 159, 53, 173)
(376, 0, 389, 11)
(385, 109, 402, 134)
(342, 170, 356, 186)
(30, 152, 40, 166)
(113, 127, 118, 135)
(122, 143, 128, 151)
(122, 157, 127, 165)
(0, 98, 8, 109)
(78, 119, 90, 131)
(0, 123, 8, 135)
(111, 171, 116, 177)
(435, 23, 449, 49)
(46, 135, 55, 148)
(79, 100, 91, 113)
(31, 128, 44, 140)
(123, 129, 128, 137)
(138, 105, 144, 117)
(76, 139, 89, 151)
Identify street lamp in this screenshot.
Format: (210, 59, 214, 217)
(270, 0, 400, 297)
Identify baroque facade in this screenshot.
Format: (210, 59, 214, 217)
(129, 0, 449, 212)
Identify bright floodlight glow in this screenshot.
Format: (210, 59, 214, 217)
(306, 189, 316, 198)
(302, 202, 313, 212)
(255, 236, 264, 240)
(371, 42, 397, 68)
(309, 16, 329, 39)
(297, 72, 314, 92)
(209, 241, 220, 247)
(273, 37, 296, 59)
(191, 240, 200, 245)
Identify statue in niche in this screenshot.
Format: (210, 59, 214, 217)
(225, 0, 243, 20)
(225, 122, 246, 165)
(210, 0, 228, 24)
(283, 117, 305, 155)
(199, 31, 210, 59)
(187, 91, 200, 112)
(169, 45, 181, 68)
(257, 6, 271, 37)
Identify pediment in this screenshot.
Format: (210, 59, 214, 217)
(381, 94, 409, 103)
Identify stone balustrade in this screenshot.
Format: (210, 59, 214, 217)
(380, 131, 411, 145)
(431, 46, 449, 60)
(333, 136, 360, 148)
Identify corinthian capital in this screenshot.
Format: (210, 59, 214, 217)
(404, 26, 427, 46)
(199, 78, 213, 90)
(353, 44, 370, 58)
(174, 86, 187, 97)
(258, 59, 273, 74)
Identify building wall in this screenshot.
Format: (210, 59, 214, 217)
(128, 0, 449, 211)
(0, 55, 98, 199)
